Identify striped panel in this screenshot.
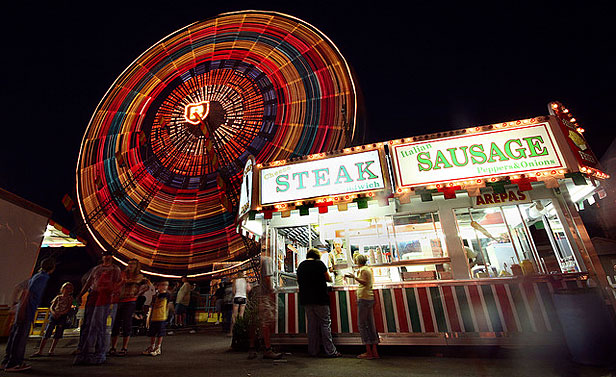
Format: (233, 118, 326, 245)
(329, 291, 339, 333)
(393, 288, 410, 333)
(381, 289, 397, 333)
(338, 291, 350, 333)
(494, 284, 518, 332)
(507, 283, 534, 332)
(416, 287, 435, 332)
(454, 286, 475, 332)
(288, 292, 296, 334)
(372, 289, 385, 333)
(429, 287, 449, 333)
(404, 288, 423, 333)
(522, 282, 547, 332)
(536, 282, 558, 332)
(441, 286, 462, 332)
(481, 285, 503, 332)
(277, 292, 285, 334)
(348, 290, 359, 333)
(466, 285, 490, 332)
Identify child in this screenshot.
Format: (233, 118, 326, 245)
(32, 282, 74, 357)
(142, 281, 170, 356)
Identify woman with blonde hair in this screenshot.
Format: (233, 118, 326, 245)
(346, 254, 380, 359)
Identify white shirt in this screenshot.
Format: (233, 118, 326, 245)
(234, 278, 247, 299)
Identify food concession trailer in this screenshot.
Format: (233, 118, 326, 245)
(236, 102, 612, 346)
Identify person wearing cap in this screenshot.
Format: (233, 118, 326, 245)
(73, 251, 123, 365)
(2, 257, 56, 372)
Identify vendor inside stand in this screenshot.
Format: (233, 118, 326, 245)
(328, 239, 350, 285)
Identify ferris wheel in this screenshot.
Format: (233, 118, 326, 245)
(76, 10, 359, 276)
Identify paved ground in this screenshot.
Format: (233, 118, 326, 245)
(1, 326, 614, 377)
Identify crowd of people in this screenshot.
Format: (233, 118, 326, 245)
(3, 246, 380, 372)
(2, 251, 202, 372)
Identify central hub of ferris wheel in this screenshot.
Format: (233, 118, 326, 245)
(184, 101, 210, 125)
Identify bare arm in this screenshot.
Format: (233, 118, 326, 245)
(324, 271, 332, 283)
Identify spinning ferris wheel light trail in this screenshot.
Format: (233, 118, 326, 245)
(76, 10, 360, 277)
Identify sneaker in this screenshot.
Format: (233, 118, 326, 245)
(263, 349, 283, 360)
(108, 348, 117, 356)
(326, 351, 342, 358)
(150, 347, 161, 356)
(141, 347, 153, 355)
(5, 363, 32, 372)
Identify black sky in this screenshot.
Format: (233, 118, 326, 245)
(1, 1, 614, 228)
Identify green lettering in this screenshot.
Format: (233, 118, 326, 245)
(487, 142, 510, 163)
(417, 152, 432, 171)
(312, 168, 330, 187)
(447, 146, 469, 167)
(276, 175, 289, 192)
(433, 150, 453, 170)
(292, 171, 309, 189)
(355, 161, 378, 181)
(523, 136, 549, 157)
(469, 145, 486, 164)
(335, 165, 353, 184)
(504, 139, 526, 160)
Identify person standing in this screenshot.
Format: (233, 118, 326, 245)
(73, 251, 123, 365)
(174, 277, 191, 327)
(231, 271, 250, 331)
(329, 239, 349, 286)
(2, 258, 55, 372)
(297, 248, 341, 358)
(142, 281, 170, 356)
(346, 254, 380, 359)
(109, 259, 149, 356)
(31, 282, 74, 357)
(213, 283, 225, 325)
(247, 255, 282, 360)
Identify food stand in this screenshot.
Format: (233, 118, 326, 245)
(236, 102, 612, 346)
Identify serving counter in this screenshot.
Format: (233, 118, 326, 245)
(272, 273, 589, 346)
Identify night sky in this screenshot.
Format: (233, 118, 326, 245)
(2, 1, 614, 228)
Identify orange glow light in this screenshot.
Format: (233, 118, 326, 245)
(184, 101, 210, 125)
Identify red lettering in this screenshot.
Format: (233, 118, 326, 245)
(493, 193, 501, 203)
(500, 193, 508, 202)
(476, 195, 486, 205)
(508, 191, 518, 201)
(485, 194, 494, 204)
(517, 190, 527, 201)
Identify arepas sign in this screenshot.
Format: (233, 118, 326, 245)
(260, 150, 385, 205)
(392, 123, 566, 188)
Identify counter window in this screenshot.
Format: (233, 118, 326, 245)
(454, 199, 581, 279)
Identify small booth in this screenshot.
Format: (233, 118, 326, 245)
(237, 102, 613, 346)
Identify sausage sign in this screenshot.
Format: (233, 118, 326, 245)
(391, 122, 566, 188)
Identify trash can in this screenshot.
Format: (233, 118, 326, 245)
(552, 288, 616, 366)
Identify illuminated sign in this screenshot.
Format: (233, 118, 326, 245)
(260, 150, 385, 205)
(238, 156, 254, 219)
(472, 189, 531, 208)
(392, 123, 566, 188)
(184, 101, 210, 125)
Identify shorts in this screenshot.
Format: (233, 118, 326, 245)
(175, 303, 187, 315)
(258, 291, 276, 325)
(148, 321, 166, 337)
(233, 297, 246, 305)
(44, 315, 67, 339)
